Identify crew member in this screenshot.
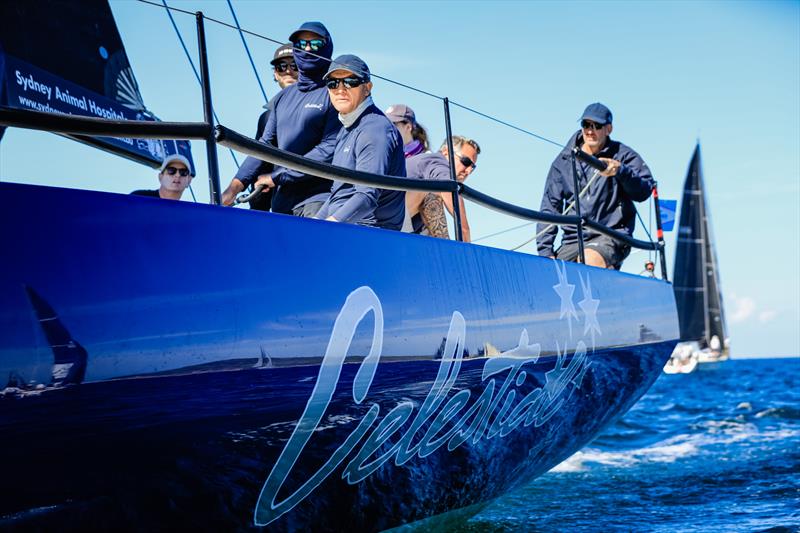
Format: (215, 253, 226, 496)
(131, 153, 194, 200)
(537, 103, 654, 269)
(314, 54, 406, 229)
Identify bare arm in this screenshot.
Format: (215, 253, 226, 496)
(439, 192, 471, 242)
(420, 193, 449, 239)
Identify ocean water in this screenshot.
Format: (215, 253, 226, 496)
(462, 358, 800, 532)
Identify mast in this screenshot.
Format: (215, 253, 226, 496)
(697, 148, 711, 347)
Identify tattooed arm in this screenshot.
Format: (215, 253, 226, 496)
(420, 193, 450, 239)
(439, 192, 471, 242)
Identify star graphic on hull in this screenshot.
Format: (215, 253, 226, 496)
(578, 272, 601, 350)
(552, 260, 577, 337)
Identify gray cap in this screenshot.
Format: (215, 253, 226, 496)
(323, 54, 370, 81)
(384, 104, 416, 125)
(270, 43, 294, 66)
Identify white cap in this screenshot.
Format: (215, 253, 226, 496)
(159, 154, 194, 176)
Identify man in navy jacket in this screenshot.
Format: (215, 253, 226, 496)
(221, 22, 340, 217)
(315, 55, 406, 230)
(536, 103, 654, 269)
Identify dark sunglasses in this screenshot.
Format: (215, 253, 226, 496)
(456, 153, 476, 170)
(274, 62, 298, 73)
(581, 120, 606, 131)
(164, 166, 190, 177)
(325, 77, 366, 90)
(293, 38, 326, 52)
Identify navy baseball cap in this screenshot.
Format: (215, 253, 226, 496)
(289, 21, 329, 43)
(580, 102, 613, 125)
(323, 54, 370, 81)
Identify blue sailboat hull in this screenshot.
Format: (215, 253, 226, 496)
(0, 182, 679, 529)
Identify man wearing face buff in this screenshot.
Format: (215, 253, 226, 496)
(314, 55, 406, 229)
(221, 22, 341, 217)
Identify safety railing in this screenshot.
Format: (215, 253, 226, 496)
(0, 10, 668, 281)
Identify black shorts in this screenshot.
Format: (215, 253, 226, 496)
(556, 234, 631, 270)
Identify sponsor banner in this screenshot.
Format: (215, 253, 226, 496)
(3, 54, 193, 171)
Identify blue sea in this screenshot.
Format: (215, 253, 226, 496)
(463, 358, 800, 532)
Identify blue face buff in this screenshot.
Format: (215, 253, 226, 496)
(290, 27, 334, 90)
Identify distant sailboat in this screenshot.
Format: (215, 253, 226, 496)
(667, 144, 729, 372)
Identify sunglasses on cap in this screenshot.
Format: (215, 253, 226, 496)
(293, 38, 326, 52)
(325, 77, 366, 90)
(581, 120, 607, 131)
(164, 166, 190, 177)
(274, 61, 298, 73)
(456, 153, 476, 170)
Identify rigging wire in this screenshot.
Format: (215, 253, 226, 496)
(472, 221, 534, 243)
(137, 0, 562, 149)
(159, 0, 240, 171)
(449, 100, 563, 148)
(508, 166, 602, 252)
(225, 0, 269, 105)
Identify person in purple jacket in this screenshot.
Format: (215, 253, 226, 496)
(315, 55, 406, 230)
(221, 22, 340, 217)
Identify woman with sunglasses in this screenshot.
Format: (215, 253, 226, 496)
(131, 154, 194, 200)
(314, 55, 407, 230)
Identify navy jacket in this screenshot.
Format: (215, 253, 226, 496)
(316, 104, 406, 229)
(537, 131, 654, 257)
(234, 85, 341, 214)
(234, 24, 340, 214)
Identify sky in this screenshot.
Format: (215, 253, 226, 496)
(1, 0, 798, 358)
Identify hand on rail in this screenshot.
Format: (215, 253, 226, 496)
(598, 158, 621, 177)
(254, 174, 276, 192)
(234, 183, 265, 205)
(221, 178, 246, 206)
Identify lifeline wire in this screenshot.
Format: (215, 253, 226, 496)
(226, 0, 269, 105)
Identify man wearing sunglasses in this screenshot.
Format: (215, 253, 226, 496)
(249, 43, 299, 212)
(314, 55, 406, 229)
(222, 22, 341, 218)
(254, 43, 298, 141)
(403, 136, 480, 241)
(537, 102, 654, 270)
(131, 154, 194, 200)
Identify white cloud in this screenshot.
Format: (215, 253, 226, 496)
(758, 310, 778, 323)
(729, 294, 756, 324)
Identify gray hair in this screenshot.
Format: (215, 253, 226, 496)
(439, 135, 481, 154)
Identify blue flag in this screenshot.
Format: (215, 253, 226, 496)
(659, 199, 677, 232)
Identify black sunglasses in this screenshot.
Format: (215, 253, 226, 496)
(274, 62, 298, 73)
(581, 120, 606, 131)
(325, 77, 366, 90)
(164, 166, 190, 177)
(456, 153, 476, 170)
(293, 38, 326, 52)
